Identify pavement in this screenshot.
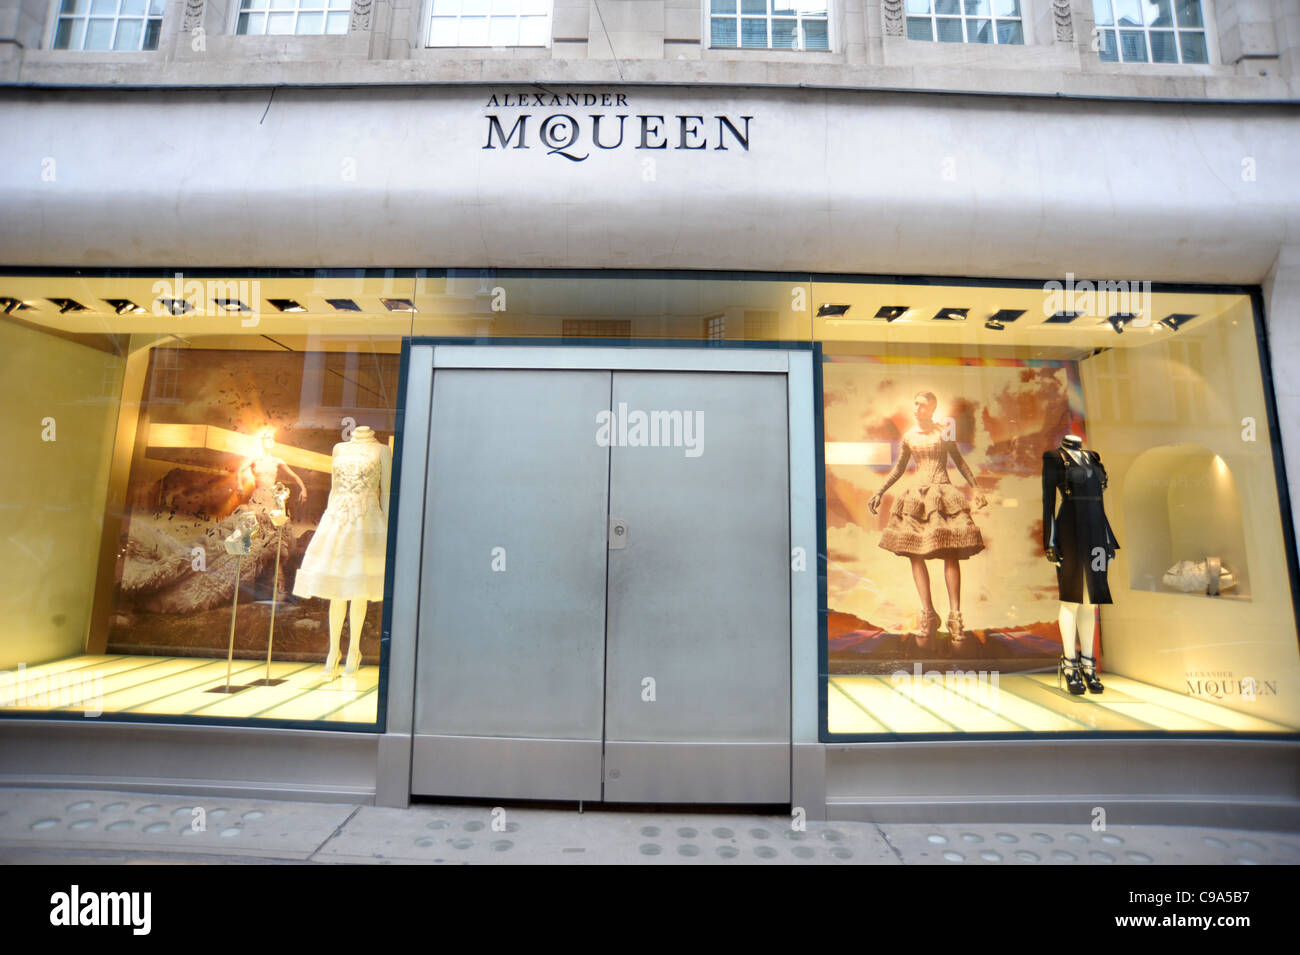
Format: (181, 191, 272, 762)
(0, 787, 1297, 865)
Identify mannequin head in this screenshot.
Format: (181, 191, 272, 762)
(1062, 433, 1084, 448)
(912, 391, 938, 426)
(351, 426, 376, 442)
(259, 429, 276, 453)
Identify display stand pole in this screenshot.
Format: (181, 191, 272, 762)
(247, 525, 289, 688)
(207, 552, 250, 694)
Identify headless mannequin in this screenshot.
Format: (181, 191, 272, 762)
(322, 426, 386, 680)
(1050, 434, 1104, 694)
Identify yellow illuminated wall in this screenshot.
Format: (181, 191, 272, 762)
(0, 321, 122, 670)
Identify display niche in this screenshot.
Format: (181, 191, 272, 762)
(1123, 443, 1250, 599)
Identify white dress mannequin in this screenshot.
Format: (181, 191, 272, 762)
(291, 426, 391, 679)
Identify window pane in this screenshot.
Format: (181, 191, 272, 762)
(935, 0, 958, 13)
(60, 0, 89, 14)
(1119, 28, 1148, 60)
(519, 14, 547, 44)
(113, 17, 142, 48)
(267, 11, 295, 33)
(1092, 0, 1113, 25)
(1175, 0, 1202, 28)
(460, 15, 488, 43)
(462, 0, 489, 13)
(120, 0, 144, 14)
(992, 0, 1019, 16)
(740, 16, 767, 46)
(710, 16, 737, 45)
(936, 17, 963, 41)
(53, 19, 79, 48)
(489, 15, 518, 45)
(967, 18, 991, 42)
(142, 15, 160, 46)
(329, 0, 350, 8)
(429, 15, 457, 43)
(741, 0, 766, 12)
(491, 0, 519, 13)
(148, 0, 164, 12)
(906, 16, 933, 40)
(1143, 0, 1172, 27)
(432, 0, 460, 12)
(85, 18, 115, 48)
(1114, 0, 1142, 26)
(90, 0, 116, 13)
(297, 10, 323, 32)
(772, 17, 796, 47)
(269, 0, 294, 9)
(1096, 27, 1117, 59)
(249, 0, 269, 10)
(798, 0, 827, 13)
(1149, 29, 1176, 61)
(803, 18, 828, 48)
(237, 11, 252, 32)
(325, 11, 348, 32)
(964, 0, 989, 15)
(711, 0, 737, 12)
(996, 19, 1022, 43)
(520, 0, 548, 12)
(906, 0, 930, 12)
(1179, 30, 1207, 62)
(774, 0, 797, 14)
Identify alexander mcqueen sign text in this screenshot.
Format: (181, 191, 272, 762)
(483, 91, 753, 163)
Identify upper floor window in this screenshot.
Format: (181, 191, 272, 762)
(905, 0, 1024, 44)
(1093, 0, 1208, 63)
(427, 0, 552, 47)
(52, 0, 164, 50)
(708, 1, 830, 51)
(236, 0, 352, 36)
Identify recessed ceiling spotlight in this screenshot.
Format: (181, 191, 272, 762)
(105, 299, 146, 315)
(214, 299, 250, 313)
(268, 299, 306, 313)
(1107, 312, 1139, 334)
(381, 298, 417, 312)
(875, 306, 909, 322)
(933, 307, 968, 321)
(326, 298, 361, 312)
(0, 297, 35, 314)
(817, 304, 851, 318)
(156, 298, 192, 315)
(985, 319, 1005, 331)
(1045, 311, 1082, 324)
(1159, 313, 1196, 331)
(49, 298, 87, 313)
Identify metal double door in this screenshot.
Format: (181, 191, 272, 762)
(411, 360, 791, 803)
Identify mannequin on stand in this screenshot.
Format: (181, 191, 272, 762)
(1043, 434, 1119, 695)
(292, 426, 392, 679)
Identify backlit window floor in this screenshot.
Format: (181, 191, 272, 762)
(828, 673, 1296, 735)
(0, 654, 378, 724)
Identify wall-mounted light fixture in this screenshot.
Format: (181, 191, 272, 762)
(933, 307, 968, 321)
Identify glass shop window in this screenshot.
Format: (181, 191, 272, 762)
(51, 0, 166, 50)
(1092, 0, 1209, 63)
(426, 0, 553, 48)
(904, 0, 1024, 44)
(0, 274, 412, 727)
(235, 0, 352, 36)
(816, 283, 1300, 738)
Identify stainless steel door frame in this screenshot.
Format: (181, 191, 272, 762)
(382, 344, 820, 808)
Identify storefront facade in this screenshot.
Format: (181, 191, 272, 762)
(3, 2, 1300, 822)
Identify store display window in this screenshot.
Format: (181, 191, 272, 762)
(817, 280, 1300, 737)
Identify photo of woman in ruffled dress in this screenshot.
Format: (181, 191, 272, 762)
(868, 391, 988, 654)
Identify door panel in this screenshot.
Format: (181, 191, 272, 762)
(412, 369, 611, 800)
(602, 372, 791, 802)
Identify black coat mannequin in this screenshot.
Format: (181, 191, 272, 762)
(1042, 434, 1120, 694)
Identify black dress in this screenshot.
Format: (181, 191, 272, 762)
(1042, 447, 1120, 604)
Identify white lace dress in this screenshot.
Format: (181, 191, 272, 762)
(292, 439, 390, 602)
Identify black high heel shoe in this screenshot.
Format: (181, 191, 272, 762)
(1079, 654, 1104, 694)
(1058, 654, 1085, 695)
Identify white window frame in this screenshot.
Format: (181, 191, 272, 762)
(1090, 0, 1215, 66)
(421, 0, 554, 50)
(902, 0, 1026, 46)
(46, 0, 166, 52)
(703, 1, 835, 53)
(231, 0, 354, 37)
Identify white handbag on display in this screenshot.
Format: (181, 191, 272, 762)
(1162, 557, 1236, 595)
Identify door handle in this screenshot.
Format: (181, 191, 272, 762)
(608, 518, 628, 550)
